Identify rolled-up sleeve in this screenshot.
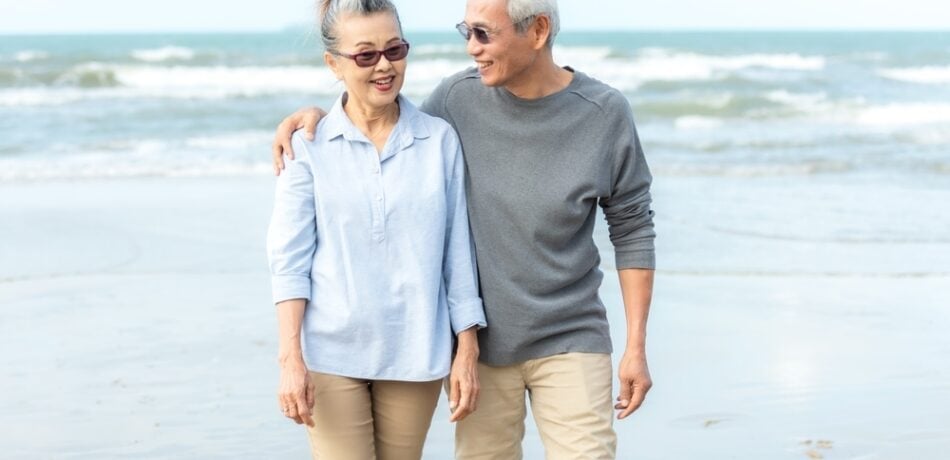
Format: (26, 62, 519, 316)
(267, 132, 318, 304)
(441, 134, 487, 334)
(600, 101, 656, 270)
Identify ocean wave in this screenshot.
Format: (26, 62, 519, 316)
(0, 60, 472, 106)
(673, 116, 724, 130)
(878, 66, 950, 84)
(412, 44, 466, 56)
(762, 90, 831, 115)
(854, 103, 950, 126)
(0, 68, 24, 87)
(15, 51, 50, 62)
(553, 46, 613, 62)
(652, 161, 852, 177)
(53, 62, 119, 88)
(638, 49, 824, 75)
(0, 47, 828, 105)
(0, 131, 273, 182)
(568, 50, 826, 89)
(131, 46, 197, 62)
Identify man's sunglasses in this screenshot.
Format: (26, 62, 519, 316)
(332, 42, 410, 68)
(455, 22, 492, 44)
(456, 17, 535, 45)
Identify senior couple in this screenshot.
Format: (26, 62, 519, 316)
(266, 0, 656, 458)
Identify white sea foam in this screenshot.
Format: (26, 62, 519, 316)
(879, 66, 950, 84)
(636, 49, 824, 76)
(854, 103, 950, 126)
(131, 46, 197, 62)
(0, 131, 274, 182)
(553, 46, 612, 62)
(412, 44, 466, 56)
(764, 90, 831, 115)
(14, 51, 50, 62)
(674, 116, 724, 130)
(652, 161, 852, 177)
(572, 50, 826, 89)
(0, 60, 474, 106)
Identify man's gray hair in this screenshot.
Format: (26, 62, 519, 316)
(319, 0, 403, 52)
(507, 0, 560, 47)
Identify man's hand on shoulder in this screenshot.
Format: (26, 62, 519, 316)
(272, 107, 326, 175)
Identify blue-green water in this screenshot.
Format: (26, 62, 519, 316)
(1, 31, 949, 180)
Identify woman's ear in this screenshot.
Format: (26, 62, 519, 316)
(325, 52, 342, 80)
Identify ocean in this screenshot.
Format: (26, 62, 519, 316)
(2, 31, 949, 181)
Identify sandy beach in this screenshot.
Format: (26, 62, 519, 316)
(1, 170, 948, 459)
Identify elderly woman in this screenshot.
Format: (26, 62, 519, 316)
(266, 0, 486, 458)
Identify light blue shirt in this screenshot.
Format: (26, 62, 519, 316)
(267, 94, 486, 381)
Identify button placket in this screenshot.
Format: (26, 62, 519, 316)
(369, 149, 385, 242)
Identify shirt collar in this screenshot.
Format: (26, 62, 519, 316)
(322, 93, 430, 159)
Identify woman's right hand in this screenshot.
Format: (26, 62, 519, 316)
(271, 107, 327, 175)
(278, 358, 316, 426)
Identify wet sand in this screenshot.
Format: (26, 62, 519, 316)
(0, 172, 948, 458)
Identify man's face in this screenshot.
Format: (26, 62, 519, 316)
(462, 0, 537, 89)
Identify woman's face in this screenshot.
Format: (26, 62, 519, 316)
(326, 12, 407, 112)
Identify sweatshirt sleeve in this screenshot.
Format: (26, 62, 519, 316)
(266, 132, 318, 304)
(441, 131, 487, 334)
(599, 93, 657, 270)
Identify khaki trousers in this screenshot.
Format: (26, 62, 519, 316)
(456, 352, 616, 460)
(305, 371, 442, 460)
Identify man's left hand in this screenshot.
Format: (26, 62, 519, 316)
(615, 351, 652, 419)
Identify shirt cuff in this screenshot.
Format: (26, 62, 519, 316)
(449, 299, 487, 334)
(615, 248, 656, 270)
(271, 274, 312, 305)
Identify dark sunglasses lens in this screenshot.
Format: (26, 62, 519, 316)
(354, 51, 380, 67)
(473, 27, 490, 44)
(383, 44, 409, 61)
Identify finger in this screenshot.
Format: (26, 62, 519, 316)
(449, 378, 460, 411)
(471, 383, 480, 413)
(283, 403, 303, 424)
(617, 378, 633, 410)
(306, 379, 316, 410)
(304, 113, 317, 141)
(281, 135, 295, 161)
(288, 404, 303, 425)
(449, 400, 470, 422)
(460, 381, 473, 412)
(296, 390, 314, 427)
(618, 384, 646, 420)
(272, 143, 285, 174)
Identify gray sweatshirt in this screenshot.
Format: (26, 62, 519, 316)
(421, 68, 655, 366)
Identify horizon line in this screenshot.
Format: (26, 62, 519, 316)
(1, 27, 949, 36)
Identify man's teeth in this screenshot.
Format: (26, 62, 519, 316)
(478, 62, 491, 69)
(373, 77, 394, 84)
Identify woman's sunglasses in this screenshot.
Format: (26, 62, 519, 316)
(332, 42, 410, 68)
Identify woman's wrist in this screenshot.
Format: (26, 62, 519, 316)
(277, 348, 305, 367)
(455, 328, 479, 357)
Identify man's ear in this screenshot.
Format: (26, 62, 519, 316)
(530, 15, 552, 50)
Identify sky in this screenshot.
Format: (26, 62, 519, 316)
(0, 0, 948, 34)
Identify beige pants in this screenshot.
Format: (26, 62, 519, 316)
(305, 371, 442, 460)
(456, 352, 616, 460)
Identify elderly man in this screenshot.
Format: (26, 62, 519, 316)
(271, 0, 656, 458)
